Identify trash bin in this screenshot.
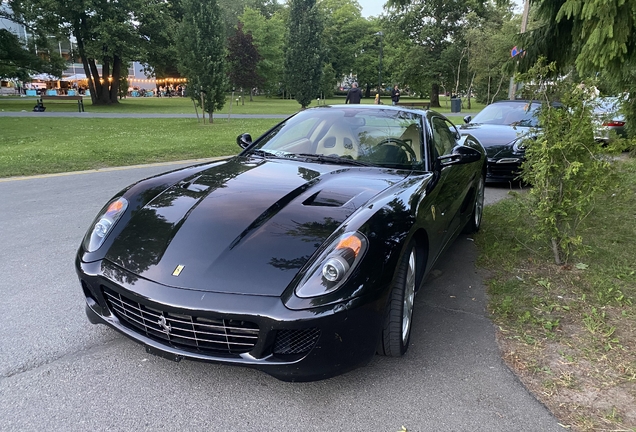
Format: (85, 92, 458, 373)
(451, 98, 461, 113)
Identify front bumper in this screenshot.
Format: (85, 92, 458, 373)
(486, 157, 523, 182)
(77, 259, 385, 382)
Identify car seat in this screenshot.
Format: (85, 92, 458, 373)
(315, 123, 359, 158)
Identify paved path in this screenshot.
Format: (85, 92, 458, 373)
(0, 111, 288, 119)
(0, 162, 557, 431)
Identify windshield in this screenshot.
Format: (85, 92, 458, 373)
(248, 107, 424, 168)
(594, 97, 621, 115)
(471, 101, 539, 127)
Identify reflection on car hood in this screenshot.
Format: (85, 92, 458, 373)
(459, 124, 532, 155)
(105, 156, 408, 296)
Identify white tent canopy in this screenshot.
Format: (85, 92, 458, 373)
(30, 73, 58, 81)
(63, 73, 88, 81)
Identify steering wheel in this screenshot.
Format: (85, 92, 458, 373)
(376, 138, 417, 162)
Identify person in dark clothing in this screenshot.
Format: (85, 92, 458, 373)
(391, 85, 401, 106)
(345, 82, 362, 104)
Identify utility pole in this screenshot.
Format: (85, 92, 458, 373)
(509, 0, 530, 100)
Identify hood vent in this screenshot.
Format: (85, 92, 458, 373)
(178, 175, 210, 193)
(303, 189, 357, 207)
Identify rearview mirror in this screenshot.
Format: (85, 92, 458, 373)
(237, 133, 252, 149)
(463, 115, 472, 124)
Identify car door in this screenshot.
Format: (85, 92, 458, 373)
(426, 115, 474, 256)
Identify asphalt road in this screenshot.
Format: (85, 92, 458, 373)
(0, 111, 288, 119)
(0, 163, 557, 431)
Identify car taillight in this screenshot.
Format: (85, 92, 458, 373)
(603, 121, 625, 127)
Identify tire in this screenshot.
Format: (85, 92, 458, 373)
(377, 243, 417, 357)
(463, 173, 485, 234)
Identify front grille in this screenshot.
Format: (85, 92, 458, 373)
(273, 328, 320, 355)
(487, 161, 521, 179)
(102, 287, 259, 355)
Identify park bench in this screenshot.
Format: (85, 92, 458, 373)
(39, 95, 85, 112)
(396, 101, 430, 110)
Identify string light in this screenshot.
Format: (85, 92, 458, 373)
(126, 78, 188, 83)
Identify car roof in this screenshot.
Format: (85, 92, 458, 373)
(489, 99, 563, 107)
(325, 104, 427, 114)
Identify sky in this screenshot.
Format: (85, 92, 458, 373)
(357, 0, 525, 17)
(358, 0, 386, 17)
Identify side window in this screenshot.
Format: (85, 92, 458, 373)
(431, 117, 457, 157)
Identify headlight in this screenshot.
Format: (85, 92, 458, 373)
(83, 197, 128, 252)
(513, 136, 533, 153)
(295, 231, 368, 298)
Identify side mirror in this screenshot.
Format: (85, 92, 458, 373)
(463, 115, 472, 124)
(237, 133, 252, 149)
(437, 145, 482, 167)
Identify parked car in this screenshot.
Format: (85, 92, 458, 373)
(459, 100, 544, 182)
(593, 97, 627, 143)
(76, 105, 486, 381)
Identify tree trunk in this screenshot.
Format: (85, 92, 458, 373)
(241, 88, 244, 105)
(551, 238, 562, 265)
(365, 84, 371, 98)
(88, 59, 102, 101)
(99, 58, 110, 104)
(109, 55, 122, 103)
(467, 72, 475, 109)
(430, 83, 440, 107)
(75, 17, 97, 104)
(491, 74, 505, 103)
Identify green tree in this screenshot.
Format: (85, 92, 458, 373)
(320, 0, 365, 78)
(351, 24, 385, 98)
(177, 0, 227, 122)
(0, 29, 66, 80)
(318, 0, 382, 99)
(386, 0, 487, 107)
(466, 8, 518, 104)
(284, 0, 323, 108)
(518, 60, 620, 264)
(519, 0, 636, 136)
(137, 0, 184, 82)
(320, 63, 337, 98)
(217, 0, 283, 41)
(240, 7, 286, 96)
(227, 22, 262, 103)
(7, 0, 173, 105)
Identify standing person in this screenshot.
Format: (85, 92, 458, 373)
(345, 82, 362, 104)
(391, 85, 401, 106)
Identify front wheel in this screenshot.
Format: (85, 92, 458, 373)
(463, 174, 485, 234)
(377, 244, 417, 357)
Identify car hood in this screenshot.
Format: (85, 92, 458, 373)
(459, 123, 532, 157)
(105, 156, 407, 296)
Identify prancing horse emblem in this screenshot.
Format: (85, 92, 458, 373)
(172, 264, 185, 276)
(158, 316, 172, 333)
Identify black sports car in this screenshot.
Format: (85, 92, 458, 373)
(459, 100, 541, 182)
(76, 105, 486, 381)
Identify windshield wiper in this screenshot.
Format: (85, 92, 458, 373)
(287, 153, 371, 167)
(248, 149, 280, 159)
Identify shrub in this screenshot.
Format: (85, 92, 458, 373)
(517, 60, 622, 264)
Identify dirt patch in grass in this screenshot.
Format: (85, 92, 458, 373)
(497, 312, 636, 430)
(488, 259, 636, 431)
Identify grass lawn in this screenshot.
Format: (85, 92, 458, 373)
(0, 94, 485, 118)
(476, 156, 636, 431)
(0, 117, 279, 177)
